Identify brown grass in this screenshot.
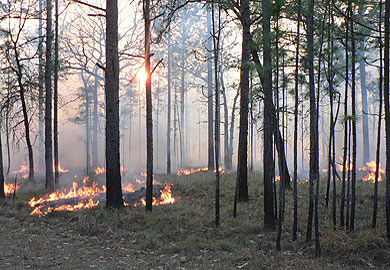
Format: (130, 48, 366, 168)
(0, 172, 389, 269)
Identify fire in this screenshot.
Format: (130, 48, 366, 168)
(53, 161, 69, 173)
(176, 167, 229, 176)
(361, 161, 385, 183)
(140, 184, 175, 206)
(13, 163, 29, 179)
(28, 176, 175, 216)
(4, 183, 19, 195)
(95, 166, 106, 175)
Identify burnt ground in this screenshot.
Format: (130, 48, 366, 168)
(1, 172, 389, 269)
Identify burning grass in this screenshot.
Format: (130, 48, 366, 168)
(0, 172, 389, 269)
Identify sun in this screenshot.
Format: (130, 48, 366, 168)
(137, 66, 147, 83)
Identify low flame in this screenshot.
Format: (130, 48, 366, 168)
(361, 161, 385, 183)
(53, 161, 69, 173)
(28, 176, 175, 216)
(177, 167, 229, 176)
(13, 163, 29, 179)
(95, 166, 106, 175)
(4, 183, 19, 195)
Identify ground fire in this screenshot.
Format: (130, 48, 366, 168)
(28, 174, 175, 217)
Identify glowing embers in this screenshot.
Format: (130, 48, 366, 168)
(13, 162, 29, 179)
(28, 176, 175, 217)
(176, 167, 229, 176)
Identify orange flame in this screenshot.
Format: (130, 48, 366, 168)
(95, 166, 106, 175)
(4, 183, 19, 195)
(176, 167, 229, 176)
(141, 184, 175, 206)
(53, 161, 69, 173)
(361, 161, 385, 183)
(13, 163, 29, 179)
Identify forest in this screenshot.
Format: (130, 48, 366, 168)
(0, 0, 390, 268)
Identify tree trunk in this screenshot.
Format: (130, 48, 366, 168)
(373, 0, 383, 229)
(263, 0, 275, 229)
(358, 6, 370, 166)
(293, 0, 301, 241)
(45, 0, 54, 192)
(180, 15, 186, 169)
(54, 0, 59, 189)
(0, 129, 5, 198)
(341, 5, 349, 228)
(38, 0, 45, 173)
(228, 87, 239, 171)
(384, 0, 390, 240)
(350, 5, 357, 232)
(167, 30, 172, 174)
(211, 1, 220, 226)
(105, 0, 123, 208)
(93, 76, 99, 168)
(207, 8, 215, 171)
(220, 62, 229, 170)
(143, 0, 153, 211)
(235, 0, 250, 203)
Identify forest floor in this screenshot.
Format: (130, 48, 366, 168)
(0, 171, 390, 269)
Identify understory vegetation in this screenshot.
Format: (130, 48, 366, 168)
(0, 172, 389, 269)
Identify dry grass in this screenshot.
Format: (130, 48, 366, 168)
(0, 172, 389, 269)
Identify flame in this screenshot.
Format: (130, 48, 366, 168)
(4, 183, 19, 195)
(13, 163, 29, 179)
(140, 184, 175, 206)
(28, 176, 175, 216)
(53, 161, 69, 173)
(95, 166, 106, 175)
(361, 161, 385, 183)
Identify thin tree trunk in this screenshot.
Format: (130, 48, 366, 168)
(0, 129, 5, 198)
(167, 30, 172, 174)
(340, 5, 349, 228)
(293, 0, 301, 241)
(350, 4, 357, 232)
(221, 62, 229, 169)
(38, 0, 44, 173)
(207, 8, 215, 171)
(373, 0, 383, 229)
(211, 1, 220, 226)
(105, 0, 123, 208)
(346, 119, 352, 230)
(5, 109, 10, 177)
(54, 0, 59, 188)
(228, 87, 239, 172)
(45, 0, 54, 192)
(384, 0, 390, 240)
(93, 76, 99, 168)
(358, 6, 370, 166)
(180, 17, 186, 169)
(143, 0, 153, 211)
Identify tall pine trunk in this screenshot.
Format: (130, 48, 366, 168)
(207, 8, 215, 171)
(54, 0, 59, 189)
(167, 30, 172, 174)
(105, 0, 123, 208)
(144, 0, 153, 211)
(45, 0, 54, 192)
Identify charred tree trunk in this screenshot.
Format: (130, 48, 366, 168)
(45, 0, 54, 192)
(144, 0, 153, 212)
(105, 0, 123, 208)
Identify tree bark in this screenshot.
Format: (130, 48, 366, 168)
(235, 0, 250, 203)
(38, 0, 45, 173)
(263, 0, 275, 229)
(207, 8, 215, 171)
(0, 129, 5, 198)
(167, 30, 172, 174)
(54, 0, 59, 189)
(143, 0, 153, 211)
(105, 0, 123, 208)
(384, 0, 390, 240)
(45, 0, 54, 192)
